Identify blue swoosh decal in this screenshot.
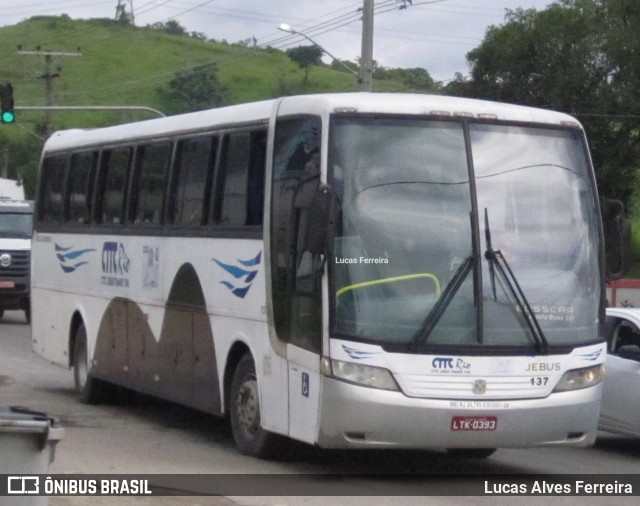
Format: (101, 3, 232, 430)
(342, 344, 379, 360)
(212, 259, 253, 279)
(213, 251, 262, 298)
(238, 251, 262, 267)
(55, 243, 96, 273)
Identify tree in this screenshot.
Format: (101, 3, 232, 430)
(447, 0, 640, 205)
(377, 66, 439, 92)
(148, 19, 188, 36)
(286, 46, 323, 85)
(162, 19, 188, 36)
(600, 0, 640, 201)
(157, 63, 229, 115)
(463, 3, 607, 108)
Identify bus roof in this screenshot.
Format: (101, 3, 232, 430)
(281, 93, 579, 125)
(43, 93, 581, 154)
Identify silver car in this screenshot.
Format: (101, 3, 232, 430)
(600, 307, 640, 437)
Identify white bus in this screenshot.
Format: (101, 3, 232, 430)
(32, 93, 606, 459)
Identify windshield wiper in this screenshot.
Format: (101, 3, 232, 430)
(411, 254, 475, 351)
(484, 209, 549, 354)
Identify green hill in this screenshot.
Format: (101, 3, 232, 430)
(0, 15, 432, 195)
(0, 15, 365, 128)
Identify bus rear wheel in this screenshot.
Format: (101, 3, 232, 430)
(73, 323, 107, 404)
(230, 354, 284, 459)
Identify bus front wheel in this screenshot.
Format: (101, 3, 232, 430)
(230, 354, 284, 459)
(73, 323, 106, 404)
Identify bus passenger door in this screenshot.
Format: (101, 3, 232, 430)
(270, 115, 324, 444)
(286, 172, 325, 444)
(284, 171, 324, 444)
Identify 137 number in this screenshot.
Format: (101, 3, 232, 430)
(530, 377, 549, 386)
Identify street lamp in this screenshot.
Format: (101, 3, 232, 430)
(277, 23, 365, 90)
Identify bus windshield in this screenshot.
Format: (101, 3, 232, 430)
(329, 117, 601, 351)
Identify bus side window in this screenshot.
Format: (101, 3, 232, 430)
(248, 130, 266, 226)
(169, 136, 216, 226)
(66, 151, 96, 224)
(130, 143, 171, 226)
(39, 155, 68, 225)
(94, 148, 131, 225)
(215, 129, 266, 227)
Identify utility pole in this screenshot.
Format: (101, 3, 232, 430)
(17, 49, 82, 138)
(115, 0, 135, 24)
(360, 0, 374, 92)
(129, 0, 135, 25)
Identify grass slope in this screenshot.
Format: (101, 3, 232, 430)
(0, 15, 409, 130)
(0, 15, 423, 195)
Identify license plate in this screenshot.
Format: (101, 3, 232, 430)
(451, 416, 497, 431)
(0, 281, 15, 288)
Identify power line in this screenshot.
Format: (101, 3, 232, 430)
(260, 1, 399, 48)
(259, 0, 456, 52)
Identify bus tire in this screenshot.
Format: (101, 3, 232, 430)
(230, 353, 284, 459)
(446, 448, 497, 459)
(73, 323, 106, 404)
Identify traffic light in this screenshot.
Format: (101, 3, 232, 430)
(1, 83, 15, 124)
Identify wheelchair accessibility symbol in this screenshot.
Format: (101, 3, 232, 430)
(302, 372, 310, 398)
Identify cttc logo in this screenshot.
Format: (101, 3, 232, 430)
(432, 357, 472, 371)
(102, 242, 130, 275)
(432, 357, 454, 369)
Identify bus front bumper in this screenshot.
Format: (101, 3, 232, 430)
(316, 376, 602, 449)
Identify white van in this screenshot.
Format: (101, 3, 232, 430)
(0, 199, 33, 322)
(0, 177, 26, 200)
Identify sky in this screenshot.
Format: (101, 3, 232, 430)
(4, 0, 555, 83)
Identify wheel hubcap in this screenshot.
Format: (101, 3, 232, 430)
(236, 374, 260, 437)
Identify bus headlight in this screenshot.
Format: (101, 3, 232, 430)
(321, 358, 399, 391)
(553, 365, 603, 392)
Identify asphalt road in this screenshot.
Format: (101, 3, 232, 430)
(1, 310, 639, 506)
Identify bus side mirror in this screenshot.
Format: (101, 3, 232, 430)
(295, 184, 337, 295)
(305, 184, 335, 255)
